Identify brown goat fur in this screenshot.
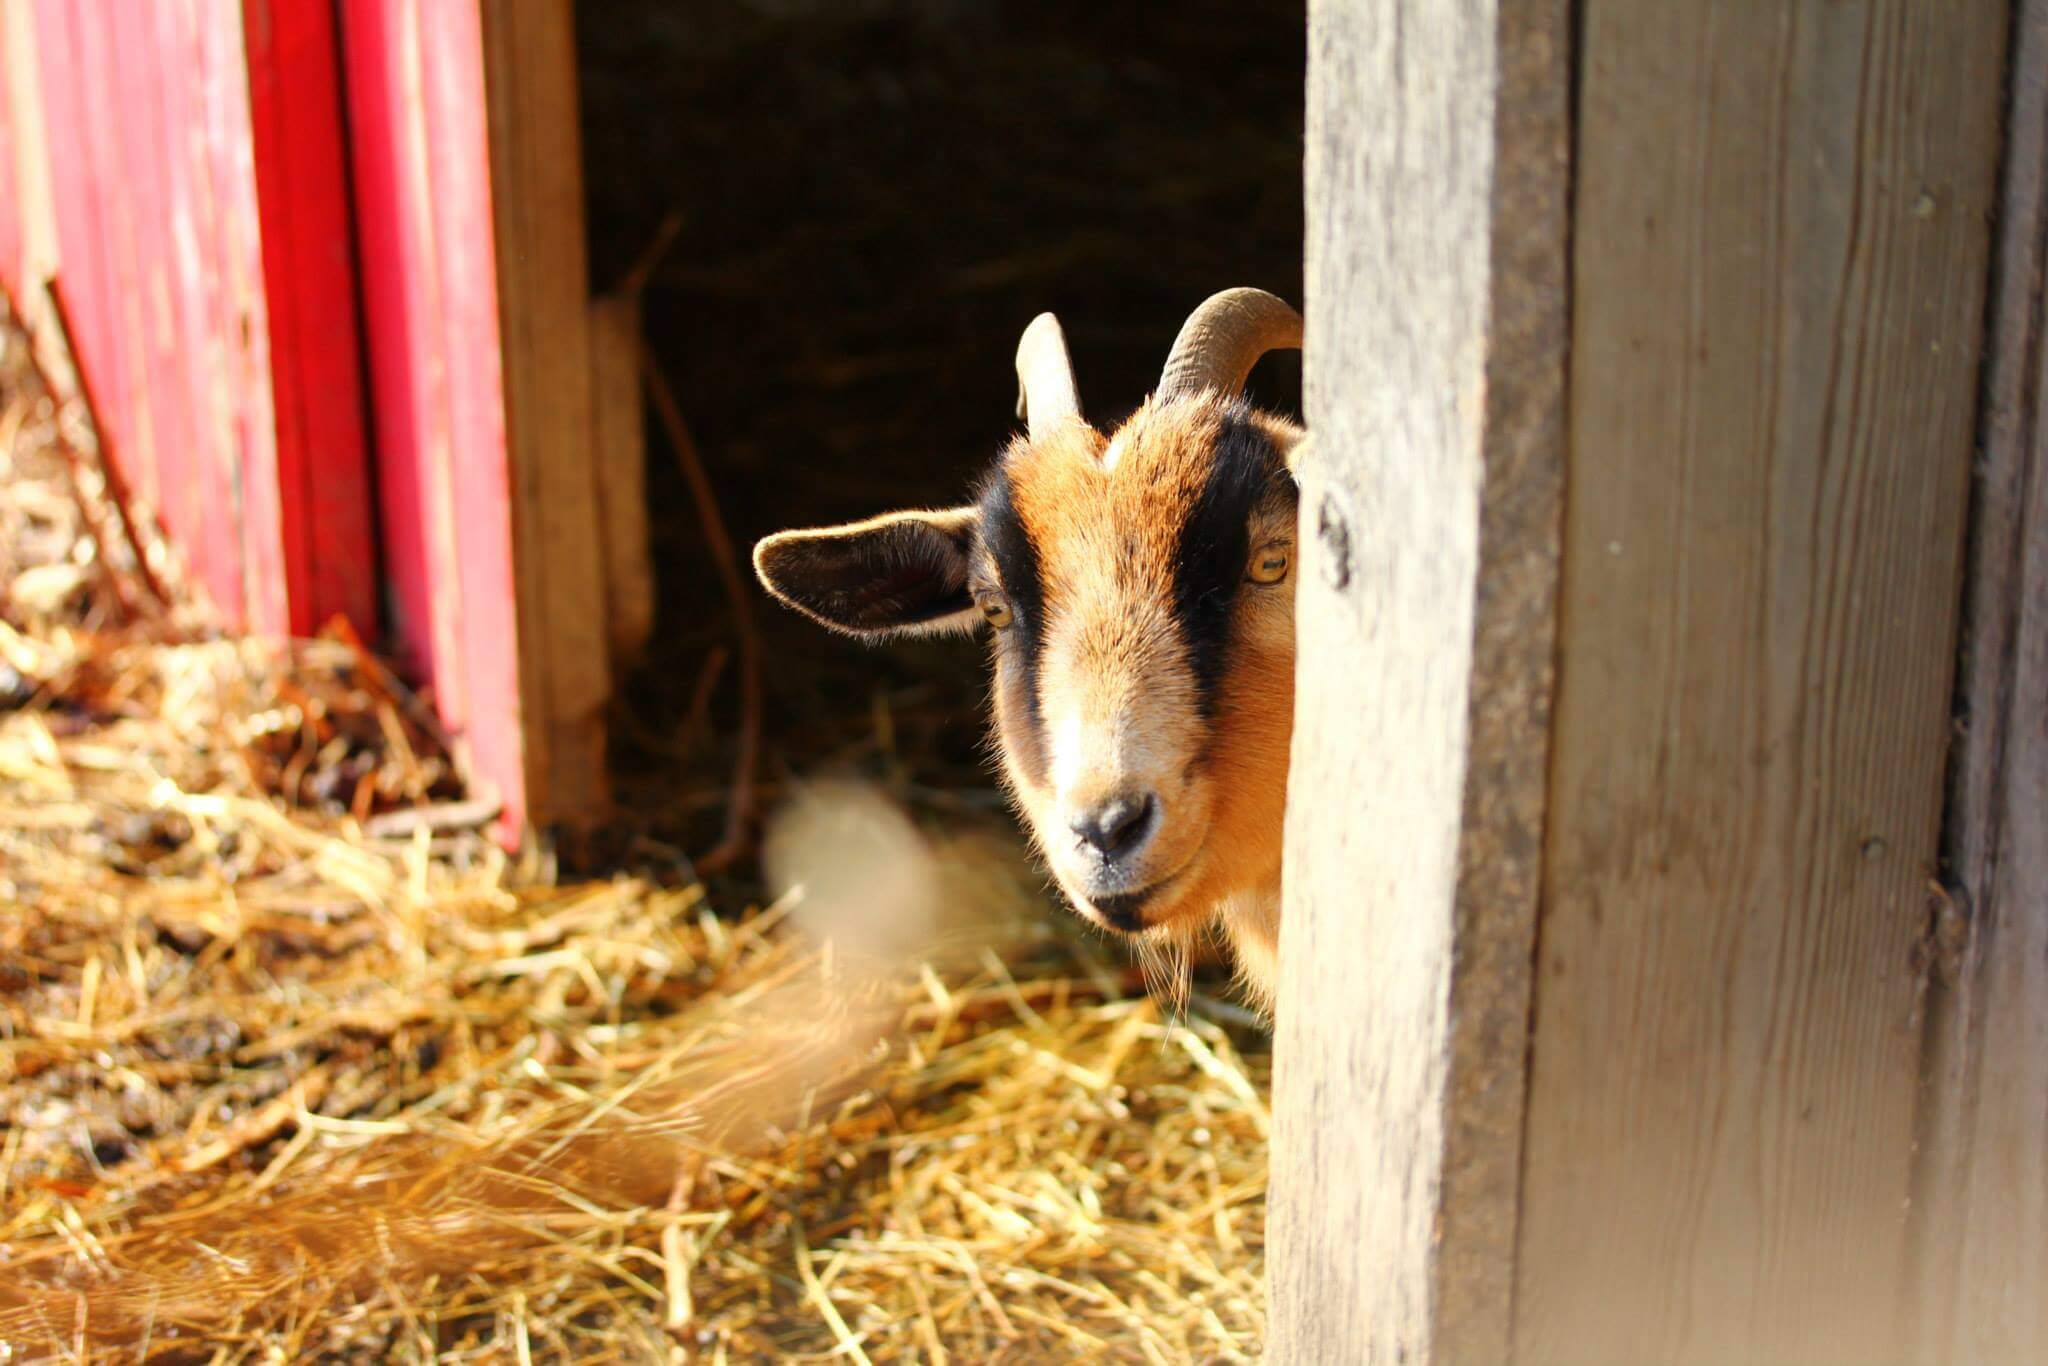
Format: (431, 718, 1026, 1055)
(756, 297, 1303, 1011)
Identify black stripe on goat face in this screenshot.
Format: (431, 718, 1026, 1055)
(1171, 405, 1293, 721)
(975, 465, 1050, 787)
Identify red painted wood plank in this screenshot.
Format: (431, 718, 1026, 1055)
(15, 0, 370, 646)
(201, 1, 284, 633)
(340, 0, 462, 704)
(0, 32, 23, 294)
(341, 0, 529, 839)
(30, 0, 246, 623)
(30, 4, 124, 497)
(418, 0, 528, 839)
(241, 0, 376, 641)
(107, 6, 203, 605)
(52, 1, 159, 521)
(153, 0, 245, 621)
(141, 0, 234, 615)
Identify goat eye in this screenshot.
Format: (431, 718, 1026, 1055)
(1248, 546, 1291, 585)
(979, 596, 1015, 629)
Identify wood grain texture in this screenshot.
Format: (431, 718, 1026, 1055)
(590, 292, 656, 667)
(1915, 0, 2048, 1357)
(1271, 0, 1568, 1359)
(479, 0, 611, 827)
(1514, 4, 2006, 1362)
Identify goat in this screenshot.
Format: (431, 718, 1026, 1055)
(754, 288, 1304, 1010)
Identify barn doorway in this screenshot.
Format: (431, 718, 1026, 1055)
(573, 0, 1307, 862)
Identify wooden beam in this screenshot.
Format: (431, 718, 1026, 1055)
(1514, 3, 2006, 1361)
(479, 0, 612, 827)
(1915, 0, 2048, 1358)
(1270, 0, 1570, 1359)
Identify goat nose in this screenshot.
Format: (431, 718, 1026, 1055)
(1070, 792, 1158, 860)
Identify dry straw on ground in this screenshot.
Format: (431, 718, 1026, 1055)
(0, 329, 1269, 1361)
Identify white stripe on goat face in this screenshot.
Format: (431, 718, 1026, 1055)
(1040, 589, 1194, 848)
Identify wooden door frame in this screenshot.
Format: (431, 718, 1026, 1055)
(1273, 1, 2018, 1360)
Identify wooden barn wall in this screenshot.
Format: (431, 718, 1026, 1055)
(337, 0, 531, 836)
(0, 0, 374, 639)
(1513, 3, 2007, 1362)
(337, 0, 617, 837)
(1914, 0, 2048, 1357)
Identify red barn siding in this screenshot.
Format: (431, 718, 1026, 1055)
(0, 0, 374, 642)
(338, 0, 530, 838)
(243, 0, 377, 637)
(0, 16, 22, 293)
(1, 0, 547, 843)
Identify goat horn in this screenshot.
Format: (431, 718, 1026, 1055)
(1015, 312, 1081, 438)
(1156, 287, 1303, 403)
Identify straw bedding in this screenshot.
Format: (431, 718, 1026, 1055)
(0, 335, 1269, 1360)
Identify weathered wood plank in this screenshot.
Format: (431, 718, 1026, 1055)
(340, 0, 532, 837)
(1270, 0, 1569, 1359)
(1914, 0, 2048, 1357)
(1514, 4, 2006, 1362)
(479, 0, 611, 827)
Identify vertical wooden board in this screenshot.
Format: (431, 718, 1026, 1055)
(174, 0, 252, 621)
(589, 293, 655, 666)
(49, 1, 159, 522)
(243, 0, 377, 639)
(338, 0, 451, 689)
(1916, 0, 2048, 1357)
(1, 0, 60, 308)
(341, 0, 531, 838)
(155, 0, 247, 622)
(478, 0, 609, 826)
(1271, 0, 1568, 1361)
(31, 3, 127, 500)
(159, 0, 251, 625)
(0, 17, 22, 293)
(1513, 4, 2006, 1363)
(103, 5, 172, 529)
(418, 0, 532, 838)
(107, 3, 204, 609)
(200, 0, 288, 634)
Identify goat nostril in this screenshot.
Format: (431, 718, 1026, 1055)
(1071, 792, 1158, 859)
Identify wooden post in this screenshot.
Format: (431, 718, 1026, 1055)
(1514, 3, 2005, 1363)
(479, 0, 613, 827)
(1271, 0, 1570, 1359)
(1915, 0, 2048, 1358)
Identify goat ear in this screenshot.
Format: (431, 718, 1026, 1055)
(754, 506, 982, 638)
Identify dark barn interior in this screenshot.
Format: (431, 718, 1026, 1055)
(575, 0, 1306, 862)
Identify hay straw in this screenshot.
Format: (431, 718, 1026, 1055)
(0, 325, 1268, 1360)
